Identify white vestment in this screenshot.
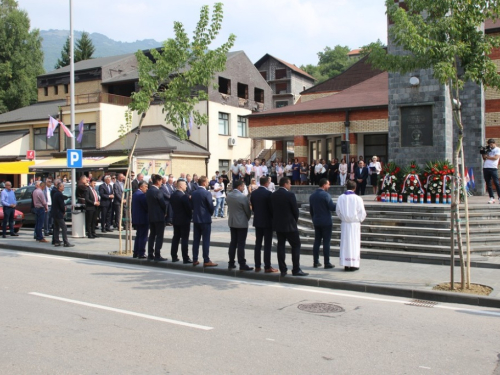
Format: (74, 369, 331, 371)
(336, 192, 367, 267)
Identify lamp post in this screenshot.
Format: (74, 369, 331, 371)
(69, 0, 77, 236)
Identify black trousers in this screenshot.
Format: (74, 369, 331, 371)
(148, 221, 165, 258)
(85, 209, 98, 236)
(53, 217, 68, 244)
(171, 223, 190, 261)
(254, 226, 273, 269)
(100, 204, 112, 230)
(228, 227, 248, 265)
(2, 206, 15, 235)
(113, 202, 121, 228)
(276, 231, 301, 273)
(355, 181, 367, 195)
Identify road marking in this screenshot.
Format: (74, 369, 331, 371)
(3, 249, 499, 318)
(29, 292, 213, 331)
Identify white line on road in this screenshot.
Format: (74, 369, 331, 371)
(29, 292, 214, 331)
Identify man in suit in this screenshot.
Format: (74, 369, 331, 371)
(43, 178, 53, 236)
(51, 182, 74, 247)
(146, 174, 167, 261)
(131, 172, 143, 194)
(309, 178, 336, 269)
(185, 174, 197, 196)
(170, 180, 193, 263)
(160, 176, 173, 226)
(98, 176, 114, 232)
(132, 181, 149, 259)
(190, 176, 217, 267)
(85, 180, 100, 238)
(226, 180, 252, 270)
(250, 177, 278, 273)
(354, 160, 369, 195)
(113, 173, 125, 230)
(270, 177, 308, 277)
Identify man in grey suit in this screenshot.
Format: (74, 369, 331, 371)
(225, 180, 253, 270)
(113, 173, 125, 230)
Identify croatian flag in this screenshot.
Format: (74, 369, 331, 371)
(59, 120, 74, 138)
(47, 116, 59, 138)
(469, 167, 475, 189)
(464, 168, 470, 191)
(77, 120, 84, 143)
(188, 114, 193, 138)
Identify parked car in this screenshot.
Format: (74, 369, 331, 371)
(0, 207, 24, 233)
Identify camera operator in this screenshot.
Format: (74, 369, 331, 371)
(482, 139, 500, 204)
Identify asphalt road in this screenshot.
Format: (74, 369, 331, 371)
(1, 249, 499, 375)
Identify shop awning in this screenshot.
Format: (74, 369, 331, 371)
(29, 156, 128, 171)
(0, 161, 35, 174)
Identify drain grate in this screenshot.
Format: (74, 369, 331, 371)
(405, 299, 438, 308)
(297, 303, 345, 313)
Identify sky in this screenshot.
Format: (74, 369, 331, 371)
(17, 0, 388, 67)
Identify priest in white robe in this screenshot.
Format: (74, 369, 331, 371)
(336, 180, 366, 271)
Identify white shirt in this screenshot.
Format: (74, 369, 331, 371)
(214, 182, 225, 198)
(245, 164, 252, 174)
(314, 163, 323, 174)
(267, 182, 275, 192)
(484, 147, 500, 168)
(45, 187, 52, 206)
(261, 165, 268, 176)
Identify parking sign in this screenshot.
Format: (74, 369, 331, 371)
(67, 149, 83, 168)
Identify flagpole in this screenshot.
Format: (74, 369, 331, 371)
(70, 0, 77, 236)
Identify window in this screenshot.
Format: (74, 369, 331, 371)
(34, 127, 59, 151)
(260, 71, 267, 80)
(326, 139, 333, 161)
(44, 87, 48, 96)
(364, 134, 388, 164)
(219, 112, 229, 135)
(275, 68, 287, 79)
(310, 141, 317, 161)
(275, 82, 287, 94)
(64, 84, 69, 94)
(276, 101, 288, 108)
(237, 83, 248, 99)
(237, 116, 247, 137)
(218, 77, 231, 95)
(254, 88, 264, 103)
(64, 123, 97, 149)
(334, 136, 342, 160)
(54, 85, 58, 95)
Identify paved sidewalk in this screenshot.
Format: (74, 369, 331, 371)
(2, 225, 500, 308)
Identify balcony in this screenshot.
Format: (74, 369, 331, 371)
(66, 93, 132, 106)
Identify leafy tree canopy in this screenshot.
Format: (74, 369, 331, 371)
(301, 45, 358, 83)
(129, 2, 236, 139)
(0, 0, 44, 113)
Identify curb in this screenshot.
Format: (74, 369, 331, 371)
(1, 242, 499, 309)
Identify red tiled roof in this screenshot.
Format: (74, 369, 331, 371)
(254, 54, 316, 81)
(348, 49, 362, 56)
(300, 54, 384, 95)
(249, 72, 388, 117)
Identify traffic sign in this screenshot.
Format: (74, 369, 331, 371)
(26, 150, 35, 160)
(67, 149, 83, 168)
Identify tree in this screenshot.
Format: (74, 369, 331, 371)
(54, 32, 95, 69)
(366, 0, 500, 289)
(0, 0, 44, 114)
(75, 31, 95, 61)
(117, 2, 236, 254)
(300, 45, 358, 83)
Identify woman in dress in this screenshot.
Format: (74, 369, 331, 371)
(292, 158, 301, 185)
(339, 158, 348, 186)
(348, 157, 357, 180)
(300, 162, 309, 185)
(368, 155, 382, 194)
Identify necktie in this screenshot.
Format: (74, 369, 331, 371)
(108, 184, 111, 194)
(92, 188, 98, 202)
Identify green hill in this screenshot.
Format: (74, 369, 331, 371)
(40, 29, 162, 72)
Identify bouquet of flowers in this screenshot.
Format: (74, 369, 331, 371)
(401, 161, 424, 201)
(423, 160, 454, 202)
(379, 162, 402, 194)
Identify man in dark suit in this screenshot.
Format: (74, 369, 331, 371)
(160, 176, 173, 226)
(309, 178, 336, 269)
(271, 177, 308, 277)
(131, 172, 143, 194)
(354, 160, 369, 195)
(250, 177, 278, 273)
(51, 182, 74, 247)
(185, 174, 197, 196)
(85, 180, 100, 238)
(146, 174, 167, 261)
(170, 180, 193, 263)
(226, 180, 252, 271)
(98, 176, 114, 232)
(113, 173, 125, 230)
(190, 176, 217, 267)
(132, 181, 148, 259)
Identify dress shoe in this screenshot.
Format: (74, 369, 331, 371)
(183, 259, 193, 264)
(101, 230, 107, 233)
(292, 270, 309, 277)
(254, 267, 262, 272)
(265, 267, 279, 273)
(171, 258, 180, 262)
(313, 262, 322, 268)
(147, 256, 155, 261)
(324, 263, 335, 269)
(280, 271, 287, 277)
(10, 233, 19, 237)
(228, 263, 237, 269)
(54, 242, 61, 247)
(2, 235, 5, 238)
(64, 243, 75, 247)
(92, 234, 98, 238)
(37, 239, 49, 243)
(203, 261, 218, 267)
(132, 254, 138, 258)
(106, 229, 113, 232)
(351, 267, 359, 271)
(344, 266, 353, 272)
(88, 236, 95, 239)
(193, 261, 200, 266)
(239, 264, 254, 271)
(154, 257, 167, 262)
(138, 255, 147, 259)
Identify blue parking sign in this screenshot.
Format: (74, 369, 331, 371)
(67, 149, 83, 168)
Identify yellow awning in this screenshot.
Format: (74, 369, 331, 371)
(0, 161, 35, 174)
(29, 156, 128, 171)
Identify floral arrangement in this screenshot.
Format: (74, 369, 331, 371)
(401, 161, 424, 200)
(423, 160, 454, 202)
(379, 162, 403, 194)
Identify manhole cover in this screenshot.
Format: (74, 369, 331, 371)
(297, 303, 345, 313)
